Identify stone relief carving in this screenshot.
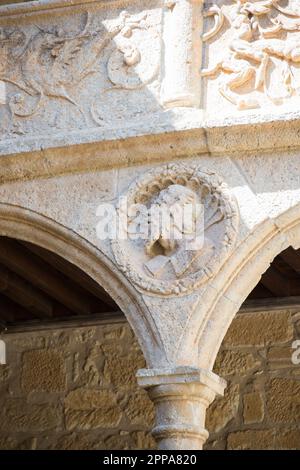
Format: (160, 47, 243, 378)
(112, 164, 239, 296)
(0, 9, 161, 136)
(202, 0, 300, 110)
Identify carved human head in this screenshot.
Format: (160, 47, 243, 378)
(146, 184, 202, 256)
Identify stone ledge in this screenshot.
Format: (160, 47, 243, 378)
(0, 0, 139, 17)
(2, 113, 300, 184)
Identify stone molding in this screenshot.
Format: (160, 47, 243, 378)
(3, 116, 300, 185)
(0, 0, 145, 17)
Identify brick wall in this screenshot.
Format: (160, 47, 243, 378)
(0, 309, 299, 450)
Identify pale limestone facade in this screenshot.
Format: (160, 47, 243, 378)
(0, 0, 300, 450)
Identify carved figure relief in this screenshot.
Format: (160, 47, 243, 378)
(112, 164, 239, 296)
(202, 1, 300, 110)
(107, 12, 159, 90)
(0, 9, 161, 136)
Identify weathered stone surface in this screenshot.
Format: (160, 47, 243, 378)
(0, 437, 37, 450)
(243, 392, 264, 424)
(0, 365, 10, 382)
(1, 308, 300, 450)
(0, 400, 62, 432)
(65, 388, 114, 410)
(124, 389, 155, 426)
(103, 326, 127, 341)
(214, 350, 261, 377)
(102, 344, 146, 388)
(206, 384, 240, 433)
(266, 378, 300, 423)
(0, 437, 19, 450)
(103, 432, 131, 450)
(65, 388, 123, 431)
(65, 409, 122, 432)
(11, 335, 45, 350)
(268, 346, 294, 361)
(223, 311, 294, 347)
(130, 431, 156, 450)
(227, 430, 275, 450)
(21, 349, 66, 392)
(267, 345, 295, 370)
(204, 438, 226, 450)
(275, 428, 300, 450)
(49, 433, 99, 450)
(74, 328, 96, 344)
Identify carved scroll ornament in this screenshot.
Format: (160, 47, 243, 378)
(0, 10, 160, 135)
(112, 164, 239, 296)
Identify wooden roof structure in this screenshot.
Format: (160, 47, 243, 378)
(0, 238, 299, 331)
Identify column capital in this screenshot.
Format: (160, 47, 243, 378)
(137, 366, 226, 393)
(137, 367, 226, 450)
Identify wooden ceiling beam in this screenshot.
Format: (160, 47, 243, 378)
(279, 247, 300, 273)
(0, 294, 33, 322)
(0, 264, 53, 318)
(0, 238, 98, 315)
(21, 241, 117, 309)
(260, 266, 292, 297)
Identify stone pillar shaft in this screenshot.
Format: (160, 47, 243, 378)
(161, 0, 203, 108)
(137, 367, 226, 450)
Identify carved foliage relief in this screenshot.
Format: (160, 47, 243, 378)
(202, 0, 300, 111)
(0, 6, 162, 138)
(112, 164, 239, 296)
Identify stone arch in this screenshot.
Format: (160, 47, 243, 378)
(0, 202, 159, 365)
(197, 203, 300, 370)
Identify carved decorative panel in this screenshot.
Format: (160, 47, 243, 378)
(202, 0, 300, 114)
(0, 4, 162, 140)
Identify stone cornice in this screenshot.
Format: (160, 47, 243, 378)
(0, 0, 197, 17)
(0, 0, 139, 18)
(0, 112, 299, 183)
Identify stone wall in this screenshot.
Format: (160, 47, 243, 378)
(205, 309, 300, 450)
(0, 322, 155, 450)
(0, 309, 299, 450)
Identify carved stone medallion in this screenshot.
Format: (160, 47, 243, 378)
(111, 164, 239, 296)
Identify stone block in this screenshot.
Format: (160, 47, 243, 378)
(275, 428, 300, 449)
(206, 383, 240, 433)
(243, 391, 264, 424)
(102, 344, 146, 388)
(227, 430, 274, 450)
(223, 311, 293, 347)
(214, 350, 261, 377)
(124, 389, 155, 426)
(21, 349, 66, 392)
(266, 377, 300, 424)
(65, 388, 122, 431)
(0, 400, 62, 432)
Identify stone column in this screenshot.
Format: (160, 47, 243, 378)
(161, 0, 204, 108)
(137, 367, 226, 450)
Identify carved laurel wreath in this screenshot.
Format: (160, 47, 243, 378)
(112, 163, 239, 296)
